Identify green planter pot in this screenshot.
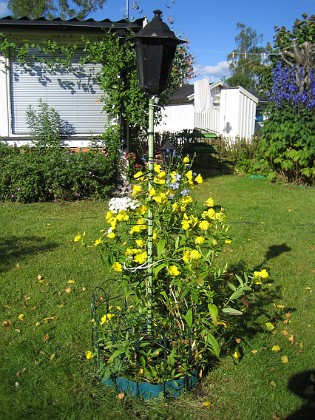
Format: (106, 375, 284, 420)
(101, 371, 199, 399)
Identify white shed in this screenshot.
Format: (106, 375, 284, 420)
(156, 79, 259, 142)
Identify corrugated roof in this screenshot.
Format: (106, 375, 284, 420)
(0, 15, 145, 32)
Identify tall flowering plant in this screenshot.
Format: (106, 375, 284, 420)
(89, 157, 255, 384)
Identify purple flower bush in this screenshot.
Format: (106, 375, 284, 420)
(269, 61, 315, 110)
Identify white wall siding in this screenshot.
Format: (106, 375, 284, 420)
(0, 55, 10, 137)
(156, 82, 258, 142)
(194, 107, 220, 134)
(219, 87, 258, 143)
(156, 103, 194, 133)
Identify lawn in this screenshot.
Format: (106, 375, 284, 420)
(0, 174, 314, 419)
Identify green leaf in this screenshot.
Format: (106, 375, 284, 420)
(208, 303, 218, 326)
(229, 289, 244, 301)
(206, 333, 220, 358)
(222, 307, 243, 316)
(157, 239, 166, 258)
(182, 308, 193, 328)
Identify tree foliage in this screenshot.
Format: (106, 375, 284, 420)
(225, 23, 267, 90)
(8, 0, 107, 20)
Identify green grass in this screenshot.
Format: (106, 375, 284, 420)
(0, 175, 314, 419)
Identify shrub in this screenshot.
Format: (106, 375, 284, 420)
(0, 144, 117, 202)
(81, 156, 262, 387)
(26, 99, 69, 147)
(261, 62, 315, 185)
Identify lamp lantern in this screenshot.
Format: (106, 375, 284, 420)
(134, 10, 186, 95)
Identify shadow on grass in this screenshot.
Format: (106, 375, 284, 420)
(286, 370, 315, 419)
(0, 235, 58, 272)
(219, 243, 294, 354)
(192, 157, 234, 179)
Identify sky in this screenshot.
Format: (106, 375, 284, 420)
(0, 0, 314, 81)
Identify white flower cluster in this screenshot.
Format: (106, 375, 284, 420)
(108, 197, 140, 213)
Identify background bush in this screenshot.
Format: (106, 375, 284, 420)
(0, 143, 117, 202)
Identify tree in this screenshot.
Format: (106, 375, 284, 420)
(8, 0, 107, 20)
(225, 23, 266, 90)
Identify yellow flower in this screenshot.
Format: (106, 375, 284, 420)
(253, 277, 262, 285)
(183, 249, 201, 263)
(205, 198, 214, 207)
(181, 195, 193, 205)
(186, 170, 193, 180)
(100, 313, 115, 325)
(132, 184, 143, 197)
(73, 234, 82, 242)
(232, 350, 241, 359)
(259, 269, 269, 279)
(136, 204, 147, 215)
(106, 210, 114, 220)
(112, 262, 123, 272)
(157, 171, 167, 179)
(117, 210, 129, 221)
(18, 314, 25, 321)
(149, 187, 157, 197)
(172, 202, 179, 211)
(203, 208, 216, 219)
(134, 171, 146, 181)
(125, 248, 140, 256)
(225, 239, 232, 244)
(107, 231, 116, 239)
(153, 176, 166, 185)
(271, 345, 281, 352)
(85, 351, 94, 360)
(183, 250, 191, 263)
(94, 238, 103, 246)
(181, 220, 191, 230)
(135, 239, 145, 248)
(195, 236, 205, 245)
(168, 265, 180, 276)
(134, 251, 147, 265)
(195, 174, 203, 184)
(154, 164, 161, 173)
(199, 220, 210, 231)
(253, 269, 269, 283)
(190, 249, 201, 260)
(153, 192, 168, 205)
(183, 156, 190, 164)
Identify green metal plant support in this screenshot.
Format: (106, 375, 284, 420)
(146, 95, 154, 335)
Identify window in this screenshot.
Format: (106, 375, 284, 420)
(10, 50, 108, 135)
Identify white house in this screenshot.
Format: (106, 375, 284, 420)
(0, 16, 144, 147)
(156, 79, 259, 142)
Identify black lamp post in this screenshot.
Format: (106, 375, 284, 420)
(134, 10, 185, 335)
(134, 9, 185, 95)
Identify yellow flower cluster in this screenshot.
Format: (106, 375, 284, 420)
(253, 269, 269, 284)
(125, 248, 148, 265)
(100, 313, 115, 325)
(183, 249, 202, 263)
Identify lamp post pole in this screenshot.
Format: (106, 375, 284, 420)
(147, 95, 154, 335)
(134, 10, 186, 336)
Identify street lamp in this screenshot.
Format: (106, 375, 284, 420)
(134, 9, 185, 95)
(134, 10, 185, 334)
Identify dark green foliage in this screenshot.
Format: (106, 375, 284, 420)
(8, 0, 107, 20)
(261, 104, 315, 184)
(0, 143, 117, 202)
